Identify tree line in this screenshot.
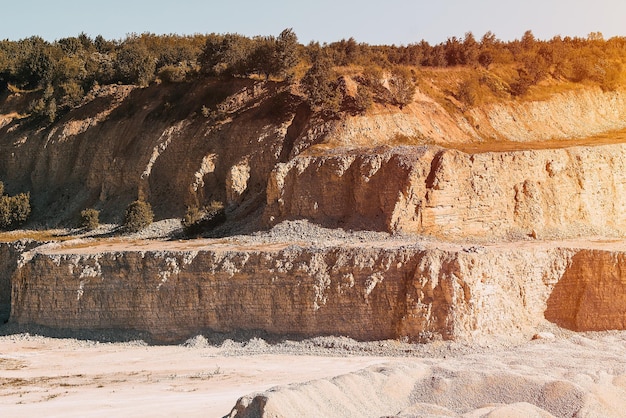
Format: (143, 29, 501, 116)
(1, 29, 625, 120)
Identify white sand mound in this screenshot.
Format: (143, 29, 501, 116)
(228, 334, 626, 418)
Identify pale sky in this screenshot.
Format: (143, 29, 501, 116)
(1, 0, 623, 44)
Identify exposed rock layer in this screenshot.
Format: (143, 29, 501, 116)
(9, 240, 626, 342)
(1, 83, 625, 227)
(266, 143, 626, 239)
(0, 81, 311, 224)
(0, 240, 40, 322)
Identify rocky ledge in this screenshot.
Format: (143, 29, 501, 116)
(6, 232, 626, 343)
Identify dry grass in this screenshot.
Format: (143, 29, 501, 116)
(417, 65, 599, 107)
(6, 84, 40, 94)
(522, 80, 587, 102)
(0, 230, 75, 243)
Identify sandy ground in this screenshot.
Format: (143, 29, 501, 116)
(1, 331, 625, 418)
(0, 335, 396, 418)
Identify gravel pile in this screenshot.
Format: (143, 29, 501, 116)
(224, 219, 430, 249)
(0, 320, 517, 359)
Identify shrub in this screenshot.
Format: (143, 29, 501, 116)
(599, 61, 622, 92)
(388, 67, 415, 109)
(352, 85, 373, 113)
(509, 74, 534, 97)
(158, 63, 189, 83)
(28, 85, 57, 122)
(182, 201, 225, 237)
(124, 200, 153, 232)
(0, 192, 31, 230)
(0, 181, 4, 196)
(456, 78, 480, 106)
(80, 208, 100, 230)
(300, 55, 342, 114)
(58, 80, 85, 108)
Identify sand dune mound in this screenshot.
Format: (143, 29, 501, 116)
(228, 333, 626, 417)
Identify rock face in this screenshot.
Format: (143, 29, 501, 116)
(0, 240, 40, 322)
(1, 81, 625, 228)
(0, 80, 313, 224)
(9, 240, 626, 342)
(3, 76, 626, 345)
(327, 88, 626, 147)
(545, 250, 626, 331)
(266, 143, 626, 239)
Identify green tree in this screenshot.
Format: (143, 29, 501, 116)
(19, 39, 58, 87)
(200, 33, 254, 77)
(250, 36, 278, 80)
(301, 55, 342, 114)
(58, 37, 83, 55)
(462, 32, 479, 66)
(114, 40, 156, 86)
(94, 35, 116, 53)
(388, 67, 415, 109)
(80, 208, 100, 230)
(275, 28, 300, 79)
(124, 200, 154, 232)
(520, 30, 537, 52)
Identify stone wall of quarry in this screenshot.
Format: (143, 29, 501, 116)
(0, 240, 40, 322)
(1, 82, 625, 228)
(8, 242, 626, 342)
(3, 80, 626, 343)
(266, 143, 626, 240)
(0, 80, 313, 224)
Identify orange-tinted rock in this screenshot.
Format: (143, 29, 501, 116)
(266, 144, 626, 240)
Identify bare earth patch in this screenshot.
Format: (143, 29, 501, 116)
(0, 331, 624, 417)
(0, 334, 397, 417)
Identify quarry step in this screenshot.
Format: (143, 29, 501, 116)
(4, 235, 626, 343)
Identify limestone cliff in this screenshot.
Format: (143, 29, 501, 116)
(9, 239, 626, 342)
(3, 77, 626, 343)
(0, 240, 40, 322)
(0, 80, 315, 224)
(266, 143, 626, 240)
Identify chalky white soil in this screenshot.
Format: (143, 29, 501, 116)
(1, 331, 625, 418)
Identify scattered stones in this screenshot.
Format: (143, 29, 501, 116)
(532, 332, 556, 341)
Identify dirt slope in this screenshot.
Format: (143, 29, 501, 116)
(1, 79, 626, 229)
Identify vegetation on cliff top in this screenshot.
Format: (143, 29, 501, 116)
(1, 29, 624, 121)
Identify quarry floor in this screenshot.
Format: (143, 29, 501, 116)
(0, 331, 625, 417)
(0, 333, 395, 417)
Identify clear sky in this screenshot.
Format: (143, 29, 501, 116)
(1, 0, 624, 45)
